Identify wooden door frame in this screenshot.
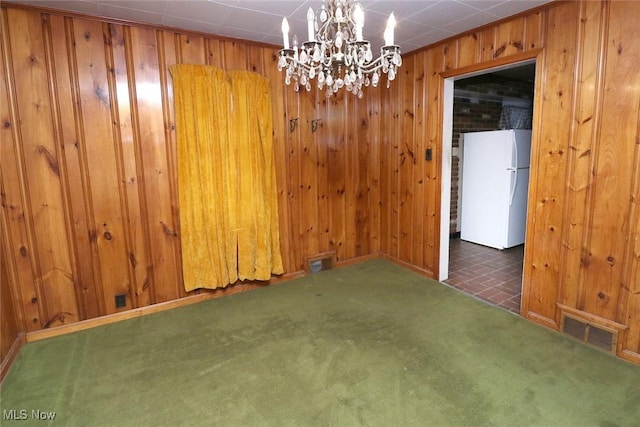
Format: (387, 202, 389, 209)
(438, 51, 542, 317)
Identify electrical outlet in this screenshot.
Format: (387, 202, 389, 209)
(115, 293, 126, 308)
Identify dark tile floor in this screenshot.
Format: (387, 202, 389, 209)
(445, 238, 524, 314)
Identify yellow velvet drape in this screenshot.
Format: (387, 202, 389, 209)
(170, 65, 283, 291)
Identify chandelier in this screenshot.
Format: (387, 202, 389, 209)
(278, 0, 402, 98)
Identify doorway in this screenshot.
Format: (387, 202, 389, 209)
(439, 61, 536, 314)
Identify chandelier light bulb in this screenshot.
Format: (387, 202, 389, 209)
(307, 8, 315, 41)
(354, 3, 364, 41)
(384, 12, 396, 46)
(281, 17, 290, 49)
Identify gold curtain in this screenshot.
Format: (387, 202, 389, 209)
(170, 65, 283, 292)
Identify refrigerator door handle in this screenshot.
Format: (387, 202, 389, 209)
(508, 133, 518, 206)
(508, 168, 517, 206)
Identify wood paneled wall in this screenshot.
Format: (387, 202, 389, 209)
(0, 4, 377, 333)
(1, 1, 639, 365)
(382, 0, 640, 363)
(1, 230, 22, 379)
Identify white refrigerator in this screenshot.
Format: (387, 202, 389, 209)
(460, 129, 532, 250)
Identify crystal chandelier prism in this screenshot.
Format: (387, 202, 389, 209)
(278, 0, 402, 98)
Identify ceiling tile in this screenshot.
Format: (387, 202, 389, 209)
(30, 0, 101, 15)
(485, 0, 550, 17)
(365, 0, 440, 21)
(97, 1, 168, 14)
(442, 11, 499, 34)
(98, 4, 164, 26)
(164, 1, 234, 25)
(407, 1, 481, 27)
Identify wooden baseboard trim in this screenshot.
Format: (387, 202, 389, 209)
(24, 255, 382, 343)
(619, 349, 640, 365)
(335, 253, 380, 268)
(0, 333, 26, 382)
(524, 311, 558, 329)
(27, 270, 305, 343)
(380, 253, 436, 279)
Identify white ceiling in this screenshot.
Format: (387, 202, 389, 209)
(11, 0, 551, 53)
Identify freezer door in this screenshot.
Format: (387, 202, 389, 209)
(512, 129, 532, 168)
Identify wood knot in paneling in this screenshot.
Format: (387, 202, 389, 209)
(3, 120, 10, 128)
(606, 255, 616, 266)
(36, 145, 60, 175)
(43, 312, 73, 328)
(94, 84, 110, 108)
(19, 246, 27, 257)
(127, 251, 137, 267)
(493, 44, 507, 58)
(160, 221, 178, 237)
(103, 231, 113, 241)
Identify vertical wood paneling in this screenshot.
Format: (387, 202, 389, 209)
(366, 84, 381, 254)
(47, 15, 102, 319)
(494, 17, 525, 58)
(299, 89, 320, 260)
(558, 1, 604, 309)
(1, 233, 20, 362)
(158, 30, 185, 297)
(178, 34, 205, 64)
(521, 2, 579, 324)
(327, 90, 347, 260)
(343, 95, 357, 260)
(422, 47, 444, 274)
(398, 54, 415, 263)
(480, 27, 496, 62)
(261, 48, 293, 273)
(411, 52, 427, 267)
(456, 32, 480, 68)
(73, 18, 130, 315)
(130, 26, 182, 304)
(315, 94, 331, 254)
(580, 0, 640, 321)
(378, 80, 392, 254)
(284, 79, 303, 269)
(1, 8, 39, 330)
(621, 101, 640, 355)
(110, 24, 149, 309)
(205, 38, 222, 67)
(524, 10, 545, 51)
(354, 95, 370, 257)
(223, 40, 247, 70)
(7, 9, 77, 326)
(389, 74, 402, 259)
(443, 42, 456, 71)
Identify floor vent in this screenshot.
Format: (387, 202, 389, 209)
(560, 313, 617, 353)
(304, 252, 336, 274)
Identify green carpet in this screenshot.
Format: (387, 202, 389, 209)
(1, 259, 639, 426)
